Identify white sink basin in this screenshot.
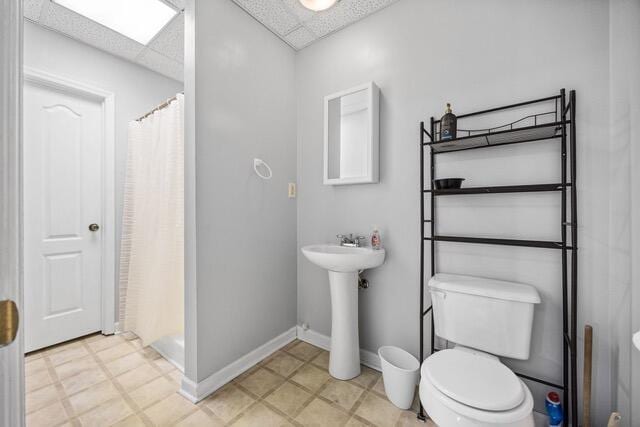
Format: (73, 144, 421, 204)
(301, 243, 386, 380)
(301, 244, 386, 272)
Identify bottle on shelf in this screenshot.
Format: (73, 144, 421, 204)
(440, 103, 457, 141)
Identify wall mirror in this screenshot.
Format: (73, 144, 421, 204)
(324, 82, 379, 185)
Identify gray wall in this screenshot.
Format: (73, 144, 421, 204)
(23, 21, 184, 315)
(189, 0, 297, 381)
(296, 0, 612, 421)
(609, 0, 640, 425)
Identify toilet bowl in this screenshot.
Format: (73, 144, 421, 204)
(419, 348, 534, 426)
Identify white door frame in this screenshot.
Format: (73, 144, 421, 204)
(1, 0, 24, 425)
(23, 67, 116, 335)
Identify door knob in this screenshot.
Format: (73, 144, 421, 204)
(0, 300, 19, 348)
(88, 223, 100, 232)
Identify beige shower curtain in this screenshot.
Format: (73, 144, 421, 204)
(119, 94, 184, 346)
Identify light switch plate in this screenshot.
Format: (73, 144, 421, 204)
(288, 183, 296, 198)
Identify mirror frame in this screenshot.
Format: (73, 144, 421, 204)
(323, 81, 379, 185)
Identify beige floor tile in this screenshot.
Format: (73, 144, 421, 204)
(397, 410, 437, 426)
(144, 393, 198, 426)
(264, 381, 312, 417)
(78, 397, 134, 426)
(290, 364, 330, 392)
(26, 400, 69, 427)
(61, 367, 108, 395)
(310, 351, 330, 371)
(138, 346, 162, 361)
(237, 368, 284, 397)
(320, 379, 365, 411)
(95, 342, 136, 363)
(166, 368, 183, 384)
(55, 355, 100, 380)
(127, 376, 177, 409)
(25, 358, 48, 377)
(349, 366, 379, 389)
(118, 331, 138, 341)
(355, 392, 403, 426)
(48, 345, 89, 366)
(232, 402, 292, 427)
(105, 351, 148, 377)
(371, 376, 386, 396)
(344, 416, 368, 427)
(115, 364, 161, 391)
(25, 368, 54, 393)
(175, 410, 225, 427)
(285, 341, 322, 361)
(233, 365, 261, 383)
(84, 333, 108, 343)
(26, 349, 47, 361)
(46, 339, 84, 355)
(68, 380, 120, 415)
(26, 383, 61, 414)
(203, 384, 256, 423)
(153, 356, 177, 373)
(110, 414, 147, 427)
(294, 398, 349, 427)
(86, 334, 124, 353)
(264, 352, 305, 377)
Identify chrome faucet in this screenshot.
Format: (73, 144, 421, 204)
(337, 234, 365, 247)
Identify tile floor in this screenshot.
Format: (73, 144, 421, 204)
(26, 335, 435, 426)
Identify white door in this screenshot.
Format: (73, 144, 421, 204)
(24, 80, 104, 352)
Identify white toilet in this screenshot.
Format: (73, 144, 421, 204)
(419, 273, 541, 427)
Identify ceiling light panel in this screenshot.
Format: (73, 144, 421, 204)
(53, 0, 177, 45)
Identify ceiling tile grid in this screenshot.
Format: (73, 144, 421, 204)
(232, 0, 400, 49)
(24, 0, 184, 82)
(24, 0, 399, 80)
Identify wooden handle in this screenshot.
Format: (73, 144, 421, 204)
(583, 325, 593, 427)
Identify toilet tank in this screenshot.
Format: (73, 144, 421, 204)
(429, 273, 541, 360)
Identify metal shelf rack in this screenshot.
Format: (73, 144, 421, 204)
(418, 89, 578, 423)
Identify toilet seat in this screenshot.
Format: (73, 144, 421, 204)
(422, 349, 524, 411)
(419, 349, 534, 426)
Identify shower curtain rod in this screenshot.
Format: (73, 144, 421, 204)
(136, 92, 184, 122)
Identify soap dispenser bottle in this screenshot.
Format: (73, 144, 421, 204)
(440, 103, 457, 141)
(371, 228, 381, 250)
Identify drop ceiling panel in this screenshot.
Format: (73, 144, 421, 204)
(232, 0, 400, 49)
(234, 0, 300, 36)
(136, 47, 184, 81)
(148, 15, 184, 62)
(24, 0, 398, 81)
(25, 0, 184, 82)
(38, 0, 146, 61)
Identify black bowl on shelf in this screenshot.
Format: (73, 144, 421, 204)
(433, 178, 465, 190)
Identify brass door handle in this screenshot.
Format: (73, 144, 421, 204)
(0, 300, 19, 348)
(89, 223, 100, 232)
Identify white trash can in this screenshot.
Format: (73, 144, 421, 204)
(378, 346, 420, 410)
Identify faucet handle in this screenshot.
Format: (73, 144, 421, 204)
(336, 234, 346, 242)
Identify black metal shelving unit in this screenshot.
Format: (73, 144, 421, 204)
(418, 89, 578, 423)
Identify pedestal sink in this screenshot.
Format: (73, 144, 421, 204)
(301, 244, 386, 380)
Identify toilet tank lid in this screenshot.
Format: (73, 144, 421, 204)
(429, 273, 541, 304)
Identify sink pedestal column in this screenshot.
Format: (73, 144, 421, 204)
(328, 271, 361, 380)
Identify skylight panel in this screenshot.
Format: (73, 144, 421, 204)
(53, 0, 178, 45)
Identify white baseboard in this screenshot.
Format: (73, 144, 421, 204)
(295, 326, 382, 372)
(179, 326, 297, 403)
(179, 325, 383, 404)
(151, 335, 185, 373)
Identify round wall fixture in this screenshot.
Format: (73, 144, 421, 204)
(299, 0, 338, 11)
